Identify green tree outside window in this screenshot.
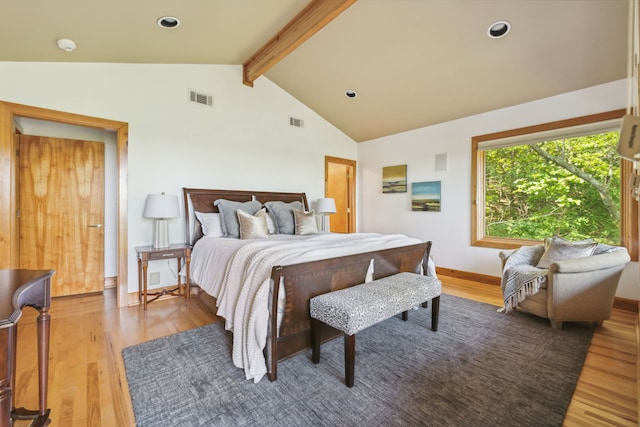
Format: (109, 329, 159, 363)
(484, 132, 620, 245)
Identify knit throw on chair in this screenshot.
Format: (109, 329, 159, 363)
(501, 245, 548, 313)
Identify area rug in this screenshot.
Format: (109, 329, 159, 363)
(122, 294, 593, 427)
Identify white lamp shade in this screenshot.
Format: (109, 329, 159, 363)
(143, 193, 180, 219)
(317, 198, 337, 214)
(143, 193, 179, 248)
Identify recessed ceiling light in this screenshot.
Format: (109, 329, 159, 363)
(57, 38, 76, 52)
(345, 90, 358, 99)
(487, 20, 510, 39)
(157, 16, 181, 29)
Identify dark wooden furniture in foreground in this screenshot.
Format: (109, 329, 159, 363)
(182, 188, 433, 382)
(0, 269, 54, 427)
(135, 245, 191, 311)
(269, 242, 432, 381)
(310, 271, 441, 386)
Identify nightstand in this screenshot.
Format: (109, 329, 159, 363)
(135, 244, 191, 311)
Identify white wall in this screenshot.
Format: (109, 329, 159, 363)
(358, 79, 640, 300)
(0, 62, 357, 294)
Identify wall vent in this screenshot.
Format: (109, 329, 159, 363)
(289, 116, 304, 128)
(188, 89, 214, 107)
(435, 153, 448, 172)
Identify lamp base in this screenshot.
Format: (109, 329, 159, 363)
(321, 215, 331, 233)
(153, 219, 170, 248)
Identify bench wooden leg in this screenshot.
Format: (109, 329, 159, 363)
(344, 334, 356, 387)
(311, 318, 321, 364)
(401, 310, 408, 321)
(431, 296, 440, 332)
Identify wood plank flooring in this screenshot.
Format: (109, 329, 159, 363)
(11, 276, 638, 426)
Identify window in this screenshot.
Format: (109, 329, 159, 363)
(472, 109, 637, 258)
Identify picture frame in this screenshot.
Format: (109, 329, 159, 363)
(411, 181, 441, 212)
(382, 165, 407, 193)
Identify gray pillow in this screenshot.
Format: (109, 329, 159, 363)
(264, 201, 304, 234)
(543, 235, 592, 249)
(536, 235, 598, 268)
(214, 199, 262, 238)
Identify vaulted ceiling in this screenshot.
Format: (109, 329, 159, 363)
(1, 0, 629, 142)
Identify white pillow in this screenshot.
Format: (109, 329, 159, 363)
(264, 212, 276, 234)
(237, 208, 269, 239)
(195, 211, 223, 237)
(293, 209, 318, 235)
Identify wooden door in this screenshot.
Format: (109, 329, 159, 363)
(325, 156, 356, 233)
(18, 135, 105, 296)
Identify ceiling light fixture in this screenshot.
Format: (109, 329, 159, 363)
(345, 90, 358, 99)
(487, 20, 510, 39)
(157, 16, 181, 29)
(57, 38, 76, 52)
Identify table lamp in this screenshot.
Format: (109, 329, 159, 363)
(316, 198, 337, 232)
(143, 193, 180, 248)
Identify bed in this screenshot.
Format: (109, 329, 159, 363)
(183, 188, 435, 382)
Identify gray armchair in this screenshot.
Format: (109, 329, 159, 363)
(499, 244, 630, 329)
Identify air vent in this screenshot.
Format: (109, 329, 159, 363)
(188, 89, 214, 107)
(289, 116, 304, 128)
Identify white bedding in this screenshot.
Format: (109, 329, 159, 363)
(189, 232, 435, 382)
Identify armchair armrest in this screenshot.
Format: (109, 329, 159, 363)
(498, 249, 517, 270)
(550, 250, 630, 274)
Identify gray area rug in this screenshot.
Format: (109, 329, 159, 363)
(122, 294, 593, 427)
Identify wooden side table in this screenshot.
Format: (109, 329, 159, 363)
(0, 269, 54, 427)
(135, 244, 191, 311)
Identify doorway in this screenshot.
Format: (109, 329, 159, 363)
(325, 156, 356, 233)
(0, 101, 130, 307)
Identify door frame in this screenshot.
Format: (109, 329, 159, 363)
(325, 156, 356, 233)
(0, 101, 129, 307)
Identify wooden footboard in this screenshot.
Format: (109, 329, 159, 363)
(266, 241, 432, 381)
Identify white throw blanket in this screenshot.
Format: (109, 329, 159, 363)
(190, 233, 434, 382)
(500, 245, 547, 312)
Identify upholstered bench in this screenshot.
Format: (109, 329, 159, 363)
(309, 272, 442, 387)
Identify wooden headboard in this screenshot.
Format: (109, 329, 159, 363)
(183, 188, 309, 245)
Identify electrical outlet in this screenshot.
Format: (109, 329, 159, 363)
(149, 272, 160, 285)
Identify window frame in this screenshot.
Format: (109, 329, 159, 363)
(471, 109, 637, 259)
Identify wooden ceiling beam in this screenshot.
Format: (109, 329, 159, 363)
(243, 0, 357, 87)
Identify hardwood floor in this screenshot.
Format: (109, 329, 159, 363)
(11, 276, 638, 426)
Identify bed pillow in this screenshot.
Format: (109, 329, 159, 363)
(264, 212, 276, 234)
(194, 211, 223, 237)
(264, 201, 304, 234)
(293, 209, 318, 235)
(536, 235, 598, 268)
(214, 199, 262, 238)
(237, 208, 269, 239)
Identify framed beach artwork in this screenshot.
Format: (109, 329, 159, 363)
(411, 181, 441, 212)
(382, 165, 407, 193)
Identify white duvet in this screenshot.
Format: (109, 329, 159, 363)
(189, 232, 434, 382)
